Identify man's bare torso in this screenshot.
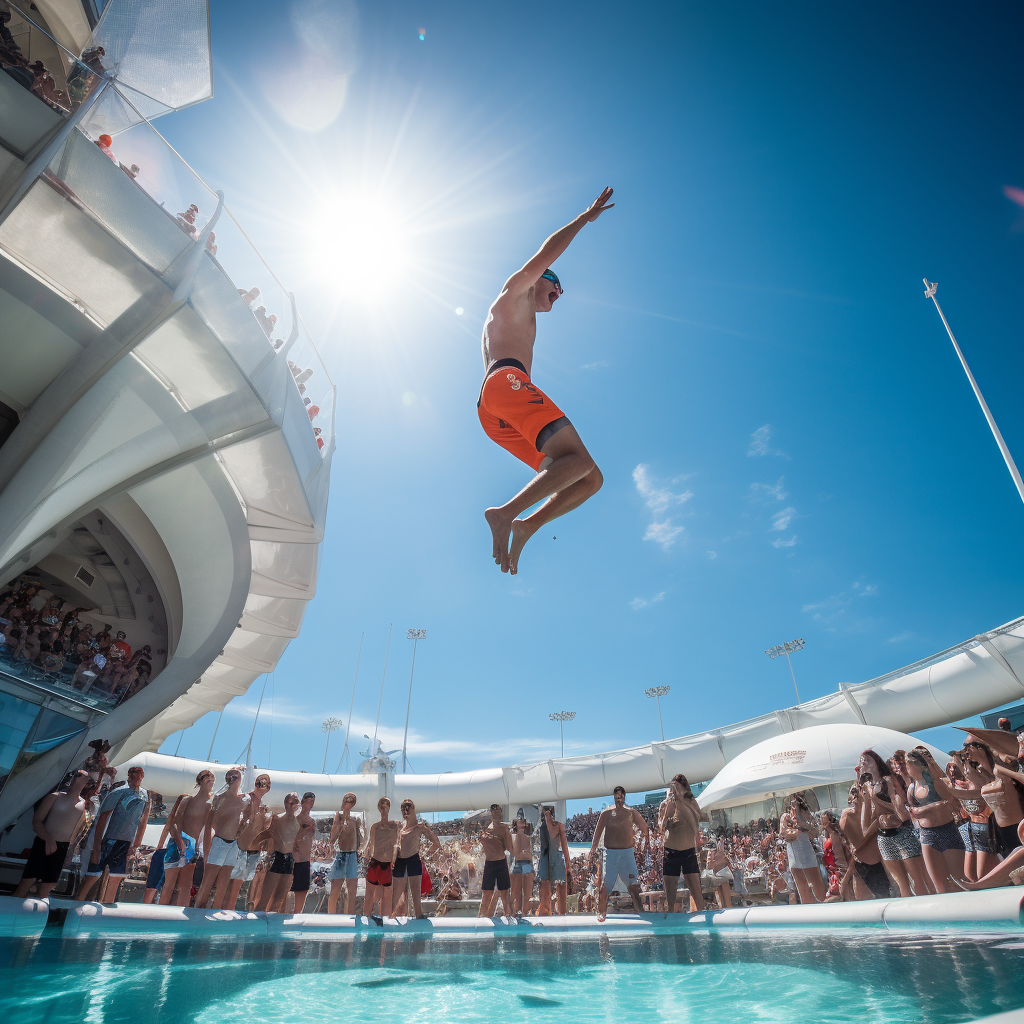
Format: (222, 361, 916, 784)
(982, 778, 1024, 826)
(602, 807, 638, 850)
(236, 797, 270, 850)
(398, 822, 427, 857)
(480, 822, 512, 862)
(272, 811, 300, 854)
(335, 814, 360, 852)
(210, 792, 246, 841)
(662, 796, 699, 851)
(293, 814, 315, 860)
(367, 820, 400, 862)
(482, 286, 538, 374)
(180, 794, 212, 838)
(45, 792, 88, 842)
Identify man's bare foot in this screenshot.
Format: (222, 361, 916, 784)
(485, 508, 512, 571)
(508, 520, 536, 575)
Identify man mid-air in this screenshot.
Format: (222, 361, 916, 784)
(479, 186, 614, 574)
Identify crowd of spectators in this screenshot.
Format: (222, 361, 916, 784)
(0, 575, 154, 705)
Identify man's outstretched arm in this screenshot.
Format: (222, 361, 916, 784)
(508, 187, 614, 293)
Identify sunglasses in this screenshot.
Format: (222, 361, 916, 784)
(540, 270, 563, 295)
(256, 780, 270, 788)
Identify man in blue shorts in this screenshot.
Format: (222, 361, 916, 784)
(589, 785, 654, 921)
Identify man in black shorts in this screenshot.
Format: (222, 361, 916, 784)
(15, 769, 91, 899)
(658, 774, 706, 912)
(478, 804, 514, 917)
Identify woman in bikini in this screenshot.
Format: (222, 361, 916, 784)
(858, 749, 931, 897)
(509, 815, 535, 916)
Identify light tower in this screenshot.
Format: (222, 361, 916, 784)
(644, 685, 671, 741)
(765, 637, 805, 702)
(549, 710, 576, 758)
(321, 717, 343, 772)
(402, 629, 427, 772)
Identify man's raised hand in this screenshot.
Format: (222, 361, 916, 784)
(584, 186, 615, 222)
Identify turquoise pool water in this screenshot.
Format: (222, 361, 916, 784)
(2, 931, 1023, 1024)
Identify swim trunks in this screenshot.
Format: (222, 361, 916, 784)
(854, 860, 891, 899)
(366, 858, 392, 887)
(662, 846, 700, 878)
(537, 848, 566, 883)
(206, 835, 238, 867)
(478, 358, 569, 472)
(163, 832, 197, 867)
(996, 821, 1023, 852)
(290, 860, 311, 892)
(145, 847, 167, 891)
(482, 857, 512, 891)
(87, 838, 131, 877)
(23, 837, 70, 884)
(393, 853, 423, 878)
(329, 849, 359, 880)
(603, 848, 639, 893)
(268, 851, 294, 874)
(231, 848, 261, 882)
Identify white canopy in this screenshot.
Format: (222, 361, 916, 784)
(697, 723, 950, 811)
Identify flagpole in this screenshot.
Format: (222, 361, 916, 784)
(924, 279, 1024, 504)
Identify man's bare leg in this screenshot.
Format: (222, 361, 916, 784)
(485, 425, 599, 573)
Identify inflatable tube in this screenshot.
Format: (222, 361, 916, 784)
(0, 895, 49, 937)
(124, 617, 1024, 812)
(40, 889, 1024, 940)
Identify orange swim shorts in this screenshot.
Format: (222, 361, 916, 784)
(477, 358, 569, 471)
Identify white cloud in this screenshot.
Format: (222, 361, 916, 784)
(706, 550, 717, 559)
(631, 591, 666, 610)
(772, 535, 798, 548)
(580, 360, 609, 370)
(770, 507, 796, 531)
(854, 583, 878, 597)
(748, 424, 789, 458)
(888, 631, 914, 643)
(749, 478, 788, 503)
(633, 464, 692, 550)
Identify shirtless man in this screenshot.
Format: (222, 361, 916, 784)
(363, 796, 401, 920)
(221, 773, 272, 910)
(479, 187, 614, 575)
(589, 786, 652, 921)
(194, 768, 247, 909)
(478, 804, 515, 917)
(15, 769, 90, 898)
(659, 773, 705, 912)
(161, 770, 215, 905)
(328, 792, 363, 914)
(288, 792, 317, 913)
(391, 798, 442, 919)
(971, 738, 1024, 854)
(255, 791, 302, 912)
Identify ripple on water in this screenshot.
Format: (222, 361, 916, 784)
(193, 961, 924, 1024)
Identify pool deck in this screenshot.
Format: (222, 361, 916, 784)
(1, 888, 1022, 940)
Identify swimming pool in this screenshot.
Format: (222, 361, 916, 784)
(3, 928, 1023, 1024)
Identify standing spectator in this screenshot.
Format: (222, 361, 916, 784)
(193, 769, 248, 909)
(904, 748, 968, 893)
(362, 796, 400, 920)
(589, 786, 652, 921)
(841, 785, 892, 899)
(391, 798, 442, 920)
(75, 765, 151, 902)
(222, 774, 272, 910)
(142, 795, 185, 904)
(327, 792, 362, 914)
(287, 792, 317, 913)
(659, 774, 705, 912)
(779, 794, 825, 904)
(509, 815, 535, 915)
(161, 771, 215, 905)
(255, 792, 303, 912)
(14, 770, 90, 899)
(537, 805, 572, 916)
(478, 804, 514, 918)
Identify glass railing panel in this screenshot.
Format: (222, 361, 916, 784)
(0, 70, 64, 157)
(287, 316, 335, 457)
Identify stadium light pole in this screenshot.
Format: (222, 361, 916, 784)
(402, 629, 427, 773)
(549, 710, 576, 757)
(765, 638, 805, 703)
(644, 686, 671, 741)
(321, 717, 343, 773)
(923, 280, 1024, 506)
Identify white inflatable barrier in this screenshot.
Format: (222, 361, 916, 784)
(123, 616, 1024, 811)
(45, 889, 1023, 940)
(0, 895, 49, 936)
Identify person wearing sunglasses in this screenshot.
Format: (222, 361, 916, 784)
(221, 773, 272, 910)
(194, 768, 248, 909)
(255, 792, 303, 912)
(479, 186, 615, 576)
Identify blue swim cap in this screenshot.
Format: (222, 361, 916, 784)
(540, 269, 562, 293)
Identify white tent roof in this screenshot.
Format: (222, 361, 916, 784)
(697, 723, 950, 811)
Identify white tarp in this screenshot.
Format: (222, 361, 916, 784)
(697, 723, 950, 810)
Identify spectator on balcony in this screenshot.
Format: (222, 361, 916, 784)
(253, 306, 275, 337)
(95, 134, 117, 163)
(0, 7, 18, 55)
(238, 286, 260, 307)
(110, 630, 132, 662)
(29, 61, 64, 110)
(177, 204, 200, 237)
(206, 231, 217, 256)
(80, 45, 106, 76)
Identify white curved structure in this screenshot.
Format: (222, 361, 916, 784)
(131, 615, 1024, 812)
(696, 723, 949, 811)
(0, 4, 333, 832)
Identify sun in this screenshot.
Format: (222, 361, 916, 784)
(304, 195, 411, 299)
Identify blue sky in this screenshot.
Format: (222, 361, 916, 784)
(155, 1, 1023, 809)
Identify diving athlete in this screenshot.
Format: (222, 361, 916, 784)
(479, 186, 614, 574)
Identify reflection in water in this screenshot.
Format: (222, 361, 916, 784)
(1, 932, 1022, 1024)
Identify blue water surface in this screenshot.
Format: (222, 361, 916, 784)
(2, 930, 1023, 1024)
